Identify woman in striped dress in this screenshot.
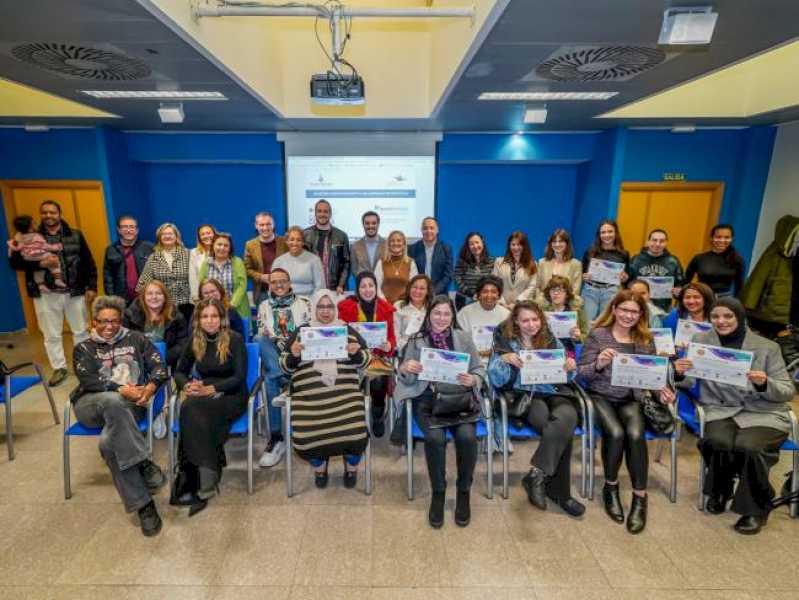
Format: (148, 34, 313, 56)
(279, 289, 371, 489)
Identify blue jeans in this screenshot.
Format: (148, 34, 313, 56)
(255, 335, 286, 439)
(582, 283, 619, 322)
(310, 455, 361, 468)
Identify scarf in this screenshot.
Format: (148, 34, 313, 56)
(309, 289, 346, 386)
(355, 271, 378, 321)
(270, 290, 297, 338)
(712, 296, 748, 349)
(429, 328, 451, 350)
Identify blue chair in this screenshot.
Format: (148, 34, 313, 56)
(62, 342, 168, 499)
(1, 360, 59, 460)
(167, 342, 264, 495)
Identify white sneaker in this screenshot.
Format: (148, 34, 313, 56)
(259, 440, 286, 468)
(152, 412, 167, 440)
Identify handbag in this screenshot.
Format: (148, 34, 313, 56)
(640, 390, 675, 435)
(431, 382, 475, 417)
(502, 390, 532, 419)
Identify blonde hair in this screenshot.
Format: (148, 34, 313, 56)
(382, 230, 410, 261)
(191, 298, 231, 363)
(154, 223, 184, 251)
(137, 280, 176, 326)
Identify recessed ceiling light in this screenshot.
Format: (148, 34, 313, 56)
(81, 90, 227, 100)
(479, 92, 618, 101)
(158, 102, 184, 124)
(524, 108, 548, 124)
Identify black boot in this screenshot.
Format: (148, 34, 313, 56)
(705, 494, 729, 515)
(372, 406, 385, 438)
(455, 490, 471, 527)
(626, 493, 647, 535)
(602, 483, 625, 523)
(429, 491, 445, 529)
(521, 467, 548, 510)
(734, 514, 768, 535)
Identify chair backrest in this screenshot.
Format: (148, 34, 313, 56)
(152, 341, 167, 415)
(245, 342, 260, 390)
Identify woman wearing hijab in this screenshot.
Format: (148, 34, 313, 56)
(674, 297, 795, 535)
(338, 271, 397, 437)
(279, 289, 371, 489)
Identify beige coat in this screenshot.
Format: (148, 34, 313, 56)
(492, 257, 538, 306)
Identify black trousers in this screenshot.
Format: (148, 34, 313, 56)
(593, 394, 648, 490)
(699, 418, 788, 516)
(526, 394, 578, 500)
(412, 390, 478, 493)
(370, 375, 389, 410)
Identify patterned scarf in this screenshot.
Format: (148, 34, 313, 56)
(429, 328, 451, 350)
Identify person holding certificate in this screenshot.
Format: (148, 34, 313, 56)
(673, 297, 795, 535)
(539, 275, 589, 355)
(487, 300, 584, 517)
(578, 290, 676, 534)
(395, 295, 485, 529)
(662, 282, 714, 337)
(492, 230, 539, 308)
(628, 279, 665, 328)
(581, 220, 630, 322)
(394, 274, 434, 352)
(279, 289, 371, 490)
(338, 271, 397, 438)
(456, 275, 510, 360)
(627, 229, 684, 312)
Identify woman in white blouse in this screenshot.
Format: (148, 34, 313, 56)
(492, 230, 538, 309)
(189, 223, 216, 302)
(536, 228, 583, 300)
(393, 274, 433, 351)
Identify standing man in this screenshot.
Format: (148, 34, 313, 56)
(243, 211, 288, 307)
(350, 211, 386, 277)
(9, 200, 97, 386)
(628, 228, 684, 312)
(303, 199, 351, 294)
(103, 215, 153, 304)
(408, 216, 453, 295)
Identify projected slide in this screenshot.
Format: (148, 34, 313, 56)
(286, 156, 436, 240)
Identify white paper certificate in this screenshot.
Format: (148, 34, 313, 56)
(404, 313, 424, 337)
(545, 311, 578, 339)
(351, 322, 387, 349)
(685, 343, 754, 389)
(419, 348, 470, 384)
(674, 319, 713, 347)
(471, 325, 496, 354)
(300, 326, 348, 361)
(588, 258, 625, 285)
(520, 349, 567, 385)
(651, 328, 676, 356)
(641, 276, 674, 300)
(611, 354, 669, 390)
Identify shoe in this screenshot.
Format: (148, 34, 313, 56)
(170, 491, 200, 507)
(521, 467, 548, 510)
(455, 490, 471, 527)
(138, 501, 162, 537)
(259, 440, 286, 468)
(734, 514, 767, 535)
(140, 460, 166, 491)
(705, 494, 729, 515)
(48, 368, 68, 387)
(314, 463, 329, 489)
(343, 469, 358, 489)
(152, 412, 167, 440)
(626, 493, 648, 535)
(429, 491, 445, 529)
(188, 498, 209, 517)
(549, 495, 586, 518)
(602, 483, 625, 524)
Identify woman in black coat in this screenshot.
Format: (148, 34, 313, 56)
(123, 280, 188, 369)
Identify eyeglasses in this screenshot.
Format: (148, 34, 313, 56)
(96, 319, 121, 326)
(615, 307, 641, 317)
(118, 225, 137, 230)
(549, 287, 566, 294)
(317, 303, 335, 310)
(271, 279, 289, 286)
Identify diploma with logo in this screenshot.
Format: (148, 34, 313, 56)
(419, 348, 470, 384)
(471, 325, 496, 354)
(674, 319, 713, 347)
(300, 326, 348, 360)
(685, 342, 754, 389)
(651, 328, 676, 355)
(611, 354, 669, 390)
(351, 322, 387, 349)
(641, 276, 674, 300)
(545, 311, 578, 339)
(588, 258, 625, 285)
(516, 349, 566, 385)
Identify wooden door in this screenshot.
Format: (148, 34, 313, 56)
(1, 180, 111, 333)
(616, 182, 724, 269)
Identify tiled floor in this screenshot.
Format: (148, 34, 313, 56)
(1, 331, 798, 599)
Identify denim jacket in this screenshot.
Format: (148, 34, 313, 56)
(487, 336, 574, 396)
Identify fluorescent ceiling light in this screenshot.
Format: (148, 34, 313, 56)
(479, 92, 618, 101)
(81, 90, 227, 100)
(524, 108, 548, 124)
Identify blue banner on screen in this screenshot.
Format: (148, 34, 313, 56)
(286, 156, 436, 240)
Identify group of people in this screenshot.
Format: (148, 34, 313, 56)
(6, 199, 794, 540)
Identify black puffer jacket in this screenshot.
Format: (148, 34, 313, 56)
(123, 301, 189, 369)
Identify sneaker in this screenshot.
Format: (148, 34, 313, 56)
(152, 412, 167, 440)
(48, 368, 68, 387)
(140, 460, 167, 491)
(138, 501, 162, 537)
(258, 440, 285, 468)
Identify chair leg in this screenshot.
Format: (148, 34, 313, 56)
(669, 435, 678, 503)
(502, 411, 509, 500)
(580, 432, 587, 499)
(146, 401, 154, 456)
(486, 418, 493, 500)
(406, 400, 413, 501)
(247, 398, 254, 495)
(35, 364, 60, 424)
(654, 439, 665, 464)
(589, 429, 596, 501)
(4, 378, 13, 461)
(63, 403, 72, 499)
(365, 436, 373, 496)
(791, 449, 799, 519)
(284, 401, 293, 498)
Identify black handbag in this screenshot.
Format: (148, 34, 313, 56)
(502, 390, 532, 419)
(431, 383, 475, 417)
(640, 390, 675, 435)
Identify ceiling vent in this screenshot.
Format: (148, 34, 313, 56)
(533, 46, 667, 82)
(10, 43, 151, 80)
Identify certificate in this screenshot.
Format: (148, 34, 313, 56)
(674, 319, 713, 347)
(351, 322, 387, 349)
(588, 258, 625, 285)
(651, 328, 676, 356)
(545, 311, 577, 339)
(520, 349, 567, 385)
(471, 325, 496, 354)
(419, 348, 470, 384)
(685, 342, 753, 389)
(404, 313, 424, 337)
(641, 276, 674, 300)
(611, 354, 668, 390)
(300, 326, 348, 361)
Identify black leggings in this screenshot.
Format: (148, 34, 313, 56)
(370, 375, 389, 410)
(526, 394, 578, 500)
(593, 395, 648, 491)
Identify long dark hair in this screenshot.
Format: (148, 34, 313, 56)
(501, 230, 535, 273)
(501, 300, 554, 349)
(457, 231, 492, 266)
(710, 223, 742, 267)
(676, 282, 714, 320)
(544, 228, 574, 261)
(588, 219, 625, 258)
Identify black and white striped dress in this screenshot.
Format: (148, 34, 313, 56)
(279, 326, 371, 461)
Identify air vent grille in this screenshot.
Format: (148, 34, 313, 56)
(11, 43, 151, 80)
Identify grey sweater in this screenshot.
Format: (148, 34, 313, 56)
(272, 251, 324, 296)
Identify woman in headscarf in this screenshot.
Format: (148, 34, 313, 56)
(279, 289, 371, 489)
(674, 297, 795, 535)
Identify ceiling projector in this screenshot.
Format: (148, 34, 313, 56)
(310, 73, 365, 105)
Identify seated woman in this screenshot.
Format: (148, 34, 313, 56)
(338, 272, 396, 438)
(488, 300, 584, 517)
(395, 295, 485, 529)
(171, 298, 248, 516)
(374, 230, 418, 304)
(662, 282, 714, 336)
(674, 297, 795, 535)
(279, 289, 371, 489)
(577, 289, 675, 534)
(539, 275, 589, 356)
(393, 274, 434, 352)
(198, 278, 246, 338)
(124, 279, 188, 370)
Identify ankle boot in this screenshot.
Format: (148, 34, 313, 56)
(521, 467, 548, 510)
(455, 490, 471, 527)
(602, 483, 625, 523)
(626, 493, 648, 534)
(429, 491, 445, 529)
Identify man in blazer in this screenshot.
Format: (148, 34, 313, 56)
(243, 211, 288, 306)
(350, 211, 386, 278)
(408, 216, 453, 295)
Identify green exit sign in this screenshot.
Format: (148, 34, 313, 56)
(663, 172, 686, 181)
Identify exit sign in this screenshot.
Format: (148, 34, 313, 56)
(663, 172, 686, 181)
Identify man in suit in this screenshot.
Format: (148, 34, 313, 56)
(243, 211, 288, 307)
(408, 216, 453, 295)
(350, 211, 386, 278)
